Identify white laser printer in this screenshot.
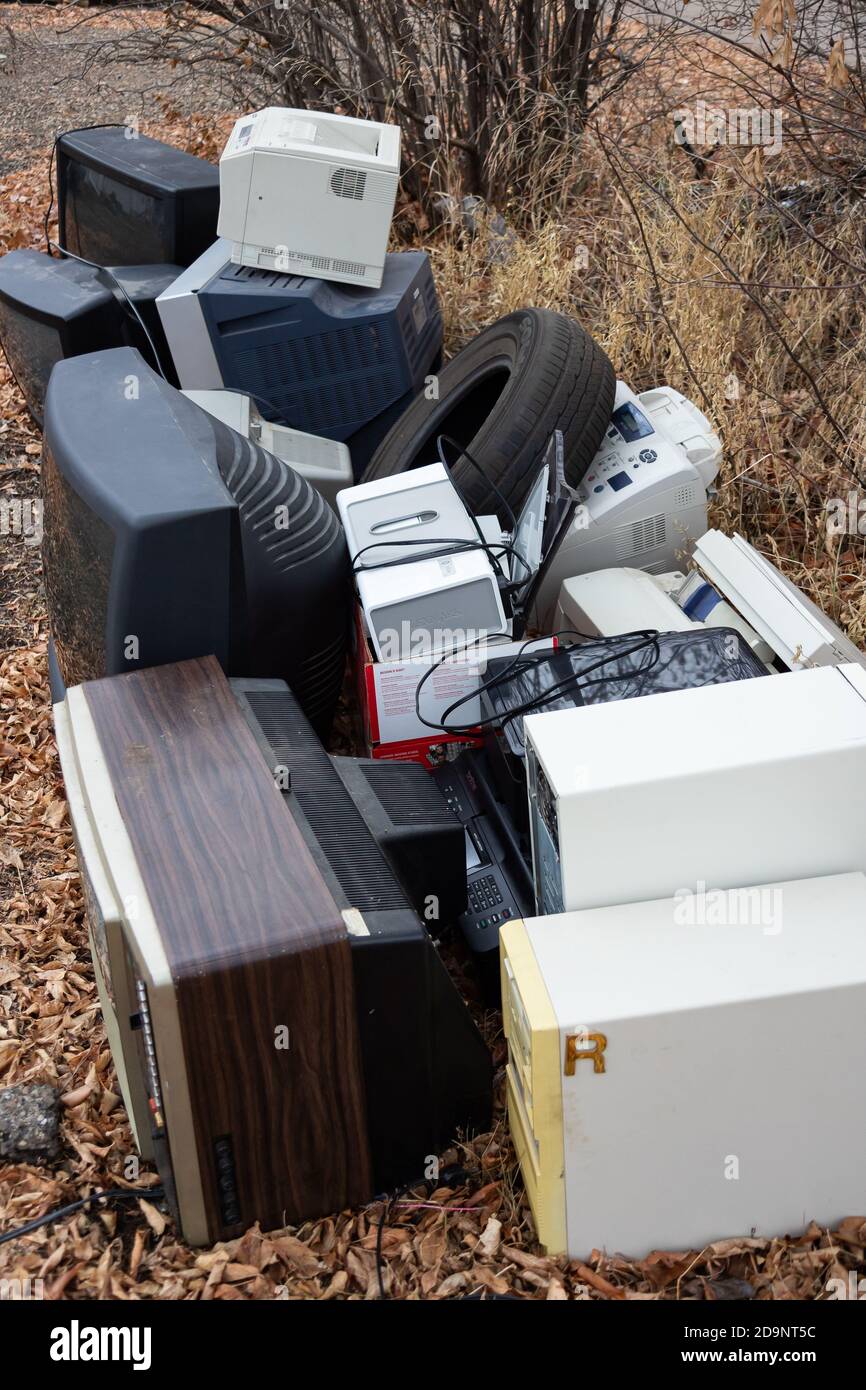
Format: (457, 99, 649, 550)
(217, 107, 401, 287)
(531, 382, 721, 626)
(337, 462, 509, 661)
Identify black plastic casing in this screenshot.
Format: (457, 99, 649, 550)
(42, 347, 349, 736)
(57, 127, 220, 268)
(231, 676, 493, 1193)
(0, 250, 179, 424)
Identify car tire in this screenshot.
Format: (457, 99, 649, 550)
(361, 308, 616, 515)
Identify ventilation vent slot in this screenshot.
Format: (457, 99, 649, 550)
(234, 326, 401, 434)
(675, 486, 697, 508)
(360, 761, 458, 825)
(276, 250, 332, 272)
(616, 513, 667, 558)
(332, 259, 366, 277)
(330, 167, 367, 200)
(225, 264, 307, 290)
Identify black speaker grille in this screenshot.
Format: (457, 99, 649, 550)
(360, 760, 458, 826)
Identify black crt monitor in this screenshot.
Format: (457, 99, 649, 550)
(42, 347, 351, 737)
(0, 250, 180, 425)
(231, 676, 492, 1189)
(57, 127, 220, 268)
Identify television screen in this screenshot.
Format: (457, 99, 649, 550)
(57, 127, 221, 268)
(42, 347, 350, 735)
(0, 296, 64, 423)
(61, 160, 177, 266)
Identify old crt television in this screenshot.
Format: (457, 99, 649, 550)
(42, 347, 349, 736)
(524, 663, 866, 917)
(54, 656, 491, 1242)
(0, 250, 180, 425)
(57, 127, 220, 268)
(157, 241, 442, 472)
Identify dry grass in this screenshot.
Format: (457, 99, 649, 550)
(1, 19, 866, 1300)
(430, 150, 866, 649)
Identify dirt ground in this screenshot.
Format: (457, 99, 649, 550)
(1, 5, 865, 1301)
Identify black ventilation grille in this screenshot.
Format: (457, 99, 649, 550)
(223, 263, 307, 290)
(330, 167, 367, 200)
(243, 689, 409, 912)
(234, 326, 400, 432)
(360, 761, 459, 826)
(293, 631, 348, 728)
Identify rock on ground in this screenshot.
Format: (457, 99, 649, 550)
(0, 1082, 61, 1163)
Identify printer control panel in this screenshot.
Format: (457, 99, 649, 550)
(575, 383, 721, 521)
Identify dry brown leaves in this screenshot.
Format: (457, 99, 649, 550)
(0, 521, 862, 1303)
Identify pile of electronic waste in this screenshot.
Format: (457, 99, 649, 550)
(3, 109, 866, 1262)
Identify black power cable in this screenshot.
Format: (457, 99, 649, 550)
(47, 241, 174, 383)
(44, 122, 127, 255)
(413, 628, 664, 736)
(374, 1166, 470, 1299)
(0, 1186, 166, 1248)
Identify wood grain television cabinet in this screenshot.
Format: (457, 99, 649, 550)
(54, 655, 491, 1244)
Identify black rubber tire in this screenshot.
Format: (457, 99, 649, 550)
(361, 308, 616, 516)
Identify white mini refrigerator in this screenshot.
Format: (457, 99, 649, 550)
(500, 872, 866, 1257)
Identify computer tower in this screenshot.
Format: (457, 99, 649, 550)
(156, 241, 443, 472)
(524, 663, 866, 915)
(501, 874, 866, 1256)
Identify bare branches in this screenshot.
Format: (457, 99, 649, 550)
(61, 1, 652, 215)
